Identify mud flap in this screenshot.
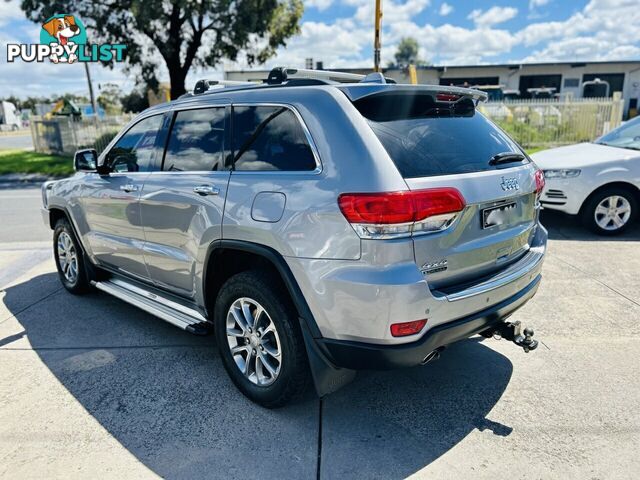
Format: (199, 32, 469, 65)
(298, 317, 356, 397)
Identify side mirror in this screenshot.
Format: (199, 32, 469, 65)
(74, 149, 98, 172)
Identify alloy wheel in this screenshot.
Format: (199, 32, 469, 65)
(57, 231, 78, 284)
(594, 195, 632, 231)
(225, 297, 282, 387)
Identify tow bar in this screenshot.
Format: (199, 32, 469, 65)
(482, 320, 539, 353)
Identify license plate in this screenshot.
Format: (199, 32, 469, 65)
(482, 202, 517, 229)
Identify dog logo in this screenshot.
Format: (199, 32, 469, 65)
(40, 15, 85, 63)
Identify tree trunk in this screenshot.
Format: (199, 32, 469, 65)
(168, 63, 187, 100)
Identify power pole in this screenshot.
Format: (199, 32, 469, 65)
(374, 0, 382, 72)
(84, 62, 98, 116)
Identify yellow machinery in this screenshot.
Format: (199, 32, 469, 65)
(45, 99, 82, 119)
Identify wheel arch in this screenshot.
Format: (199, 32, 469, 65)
(48, 207, 68, 230)
(203, 240, 322, 339)
(579, 181, 640, 214)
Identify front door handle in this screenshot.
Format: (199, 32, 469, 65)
(120, 184, 139, 193)
(193, 185, 220, 196)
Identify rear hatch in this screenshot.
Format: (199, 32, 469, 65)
(344, 85, 540, 291)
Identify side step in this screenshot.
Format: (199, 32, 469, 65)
(92, 279, 210, 335)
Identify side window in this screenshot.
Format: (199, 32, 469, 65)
(163, 107, 227, 172)
(233, 106, 317, 171)
(106, 114, 164, 173)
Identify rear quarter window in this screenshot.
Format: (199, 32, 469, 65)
(355, 92, 526, 178)
(232, 105, 317, 172)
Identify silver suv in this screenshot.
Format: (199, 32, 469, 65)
(41, 68, 547, 407)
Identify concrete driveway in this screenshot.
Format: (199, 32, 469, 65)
(0, 186, 639, 479)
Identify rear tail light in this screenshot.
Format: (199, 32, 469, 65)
(436, 93, 461, 102)
(338, 188, 465, 239)
(534, 169, 545, 198)
(390, 319, 427, 337)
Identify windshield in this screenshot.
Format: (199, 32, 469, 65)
(595, 117, 640, 151)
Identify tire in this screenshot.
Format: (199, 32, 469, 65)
(53, 218, 90, 294)
(214, 270, 310, 408)
(581, 187, 638, 236)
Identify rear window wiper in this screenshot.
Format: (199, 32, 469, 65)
(489, 152, 526, 166)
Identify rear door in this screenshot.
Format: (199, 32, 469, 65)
(352, 89, 539, 290)
(140, 105, 231, 298)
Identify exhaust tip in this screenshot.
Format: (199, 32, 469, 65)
(421, 349, 442, 365)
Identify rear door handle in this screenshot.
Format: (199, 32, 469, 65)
(193, 185, 220, 196)
(120, 184, 139, 193)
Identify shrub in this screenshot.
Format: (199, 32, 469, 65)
(94, 131, 118, 153)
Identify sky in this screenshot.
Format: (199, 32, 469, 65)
(0, 0, 639, 98)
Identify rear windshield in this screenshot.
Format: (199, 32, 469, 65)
(355, 92, 526, 178)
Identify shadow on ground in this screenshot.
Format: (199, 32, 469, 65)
(2, 273, 513, 479)
(541, 209, 640, 242)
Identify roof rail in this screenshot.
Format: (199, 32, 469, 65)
(266, 67, 395, 85)
(193, 79, 257, 95)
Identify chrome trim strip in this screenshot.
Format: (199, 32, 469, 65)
(108, 278, 207, 321)
(444, 244, 545, 302)
(92, 279, 207, 329)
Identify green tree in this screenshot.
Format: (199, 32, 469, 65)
(2, 95, 22, 110)
(97, 83, 123, 114)
(19, 0, 303, 99)
(393, 37, 425, 68)
(121, 88, 150, 113)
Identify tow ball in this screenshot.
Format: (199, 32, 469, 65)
(481, 320, 539, 353)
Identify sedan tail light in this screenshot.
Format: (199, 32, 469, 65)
(534, 169, 545, 198)
(338, 188, 465, 239)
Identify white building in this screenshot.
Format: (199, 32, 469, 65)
(225, 60, 640, 118)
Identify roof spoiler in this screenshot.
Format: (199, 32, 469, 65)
(338, 84, 489, 103)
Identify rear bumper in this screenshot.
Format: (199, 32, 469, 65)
(319, 274, 541, 370)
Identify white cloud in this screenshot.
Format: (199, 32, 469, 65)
(529, 0, 550, 10)
(467, 6, 518, 28)
(351, 0, 430, 26)
(0, 0, 24, 28)
(438, 2, 453, 16)
(305, 0, 334, 12)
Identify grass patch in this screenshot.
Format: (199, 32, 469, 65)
(0, 149, 73, 176)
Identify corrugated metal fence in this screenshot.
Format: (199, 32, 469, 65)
(31, 114, 134, 156)
(480, 93, 624, 149)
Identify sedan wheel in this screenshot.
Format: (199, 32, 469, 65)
(594, 195, 632, 232)
(582, 188, 637, 236)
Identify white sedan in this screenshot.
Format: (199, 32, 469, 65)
(531, 117, 640, 235)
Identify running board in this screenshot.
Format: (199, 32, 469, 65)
(91, 279, 210, 335)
